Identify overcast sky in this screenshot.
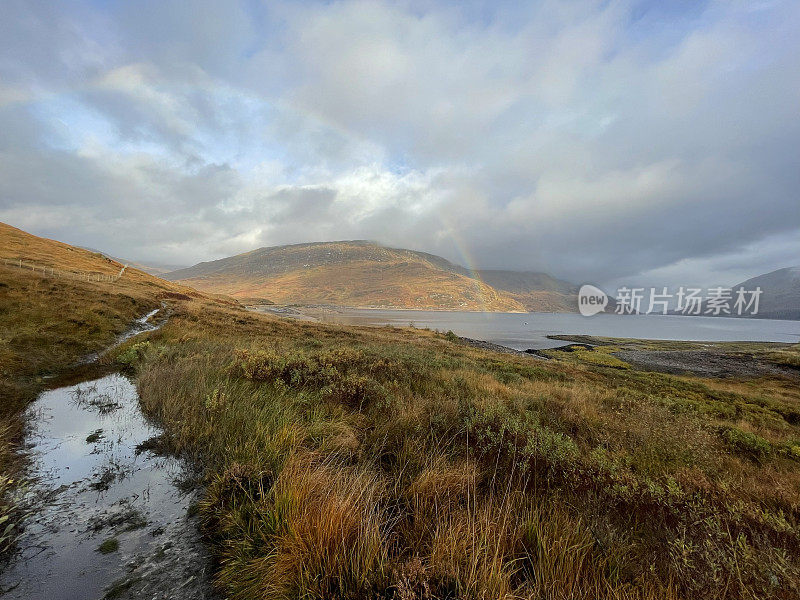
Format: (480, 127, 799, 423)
(1, 0, 798, 287)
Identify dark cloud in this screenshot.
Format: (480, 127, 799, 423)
(1, 0, 798, 286)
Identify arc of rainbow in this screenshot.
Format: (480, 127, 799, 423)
(436, 213, 495, 315)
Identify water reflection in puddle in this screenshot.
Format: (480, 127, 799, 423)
(0, 374, 217, 600)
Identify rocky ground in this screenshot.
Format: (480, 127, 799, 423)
(615, 349, 798, 378)
(547, 334, 800, 379)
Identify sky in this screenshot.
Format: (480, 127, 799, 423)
(0, 0, 798, 288)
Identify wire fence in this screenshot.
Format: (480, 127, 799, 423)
(1, 257, 126, 283)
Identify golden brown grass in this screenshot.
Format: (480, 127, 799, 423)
(114, 300, 800, 599)
(208, 454, 389, 599)
(4, 222, 800, 598)
(177, 258, 524, 311)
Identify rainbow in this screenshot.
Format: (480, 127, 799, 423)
(437, 214, 495, 315)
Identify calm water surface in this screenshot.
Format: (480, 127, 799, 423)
(0, 375, 216, 600)
(311, 309, 800, 350)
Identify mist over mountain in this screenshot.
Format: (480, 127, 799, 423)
(733, 267, 800, 320)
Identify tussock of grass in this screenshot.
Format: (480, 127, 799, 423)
(545, 344, 631, 369)
(768, 345, 800, 368)
(207, 454, 388, 599)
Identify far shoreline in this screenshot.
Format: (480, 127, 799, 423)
(246, 303, 800, 324)
(245, 304, 800, 350)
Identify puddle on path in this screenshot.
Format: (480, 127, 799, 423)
(0, 374, 218, 599)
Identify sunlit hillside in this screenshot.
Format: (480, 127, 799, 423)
(166, 241, 528, 311)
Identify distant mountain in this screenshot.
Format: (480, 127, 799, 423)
(81, 248, 187, 276)
(123, 260, 188, 277)
(475, 270, 577, 312)
(733, 266, 800, 320)
(663, 266, 800, 320)
(164, 241, 575, 312)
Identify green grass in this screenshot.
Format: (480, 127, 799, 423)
(97, 537, 119, 554)
(542, 344, 631, 369)
(767, 345, 800, 368)
(103, 577, 139, 599)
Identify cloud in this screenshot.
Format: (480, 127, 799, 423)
(0, 0, 798, 285)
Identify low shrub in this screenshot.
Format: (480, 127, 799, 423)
(323, 375, 385, 409)
(235, 348, 366, 389)
(116, 340, 151, 366)
(720, 427, 772, 461)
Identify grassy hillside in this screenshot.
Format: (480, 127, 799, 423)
(0, 222, 217, 554)
(166, 241, 528, 312)
(184, 260, 522, 311)
(0, 222, 211, 405)
(114, 301, 800, 599)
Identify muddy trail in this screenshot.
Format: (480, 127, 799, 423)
(0, 311, 218, 599)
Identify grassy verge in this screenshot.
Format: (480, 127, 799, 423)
(0, 223, 217, 560)
(115, 302, 800, 599)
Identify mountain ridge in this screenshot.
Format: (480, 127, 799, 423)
(165, 241, 577, 312)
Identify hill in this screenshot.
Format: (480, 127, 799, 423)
(165, 241, 531, 311)
(734, 266, 800, 319)
(475, 269, 578, 312)
(0, 221, 211, 409)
